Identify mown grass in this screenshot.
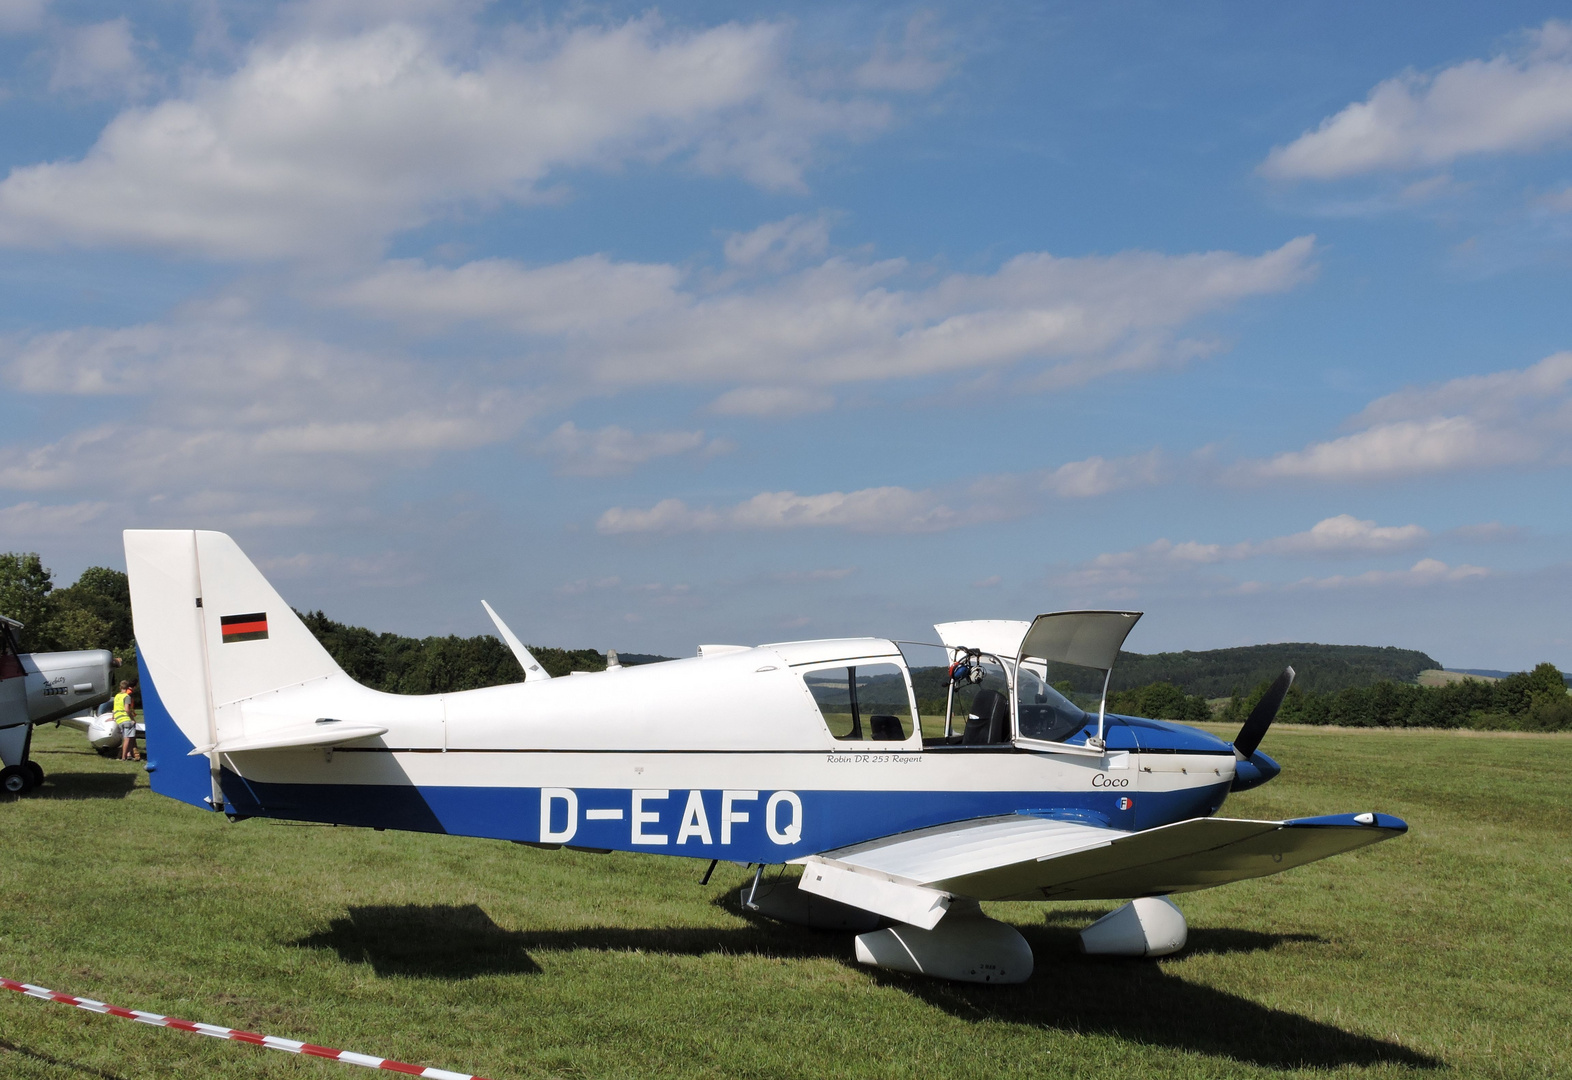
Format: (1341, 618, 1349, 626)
(2, 723, 1568, 1079)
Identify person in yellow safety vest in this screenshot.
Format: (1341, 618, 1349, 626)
(113, 681, 139, 762)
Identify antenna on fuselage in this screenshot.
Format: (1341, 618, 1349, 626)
(481, 600, 551, 682)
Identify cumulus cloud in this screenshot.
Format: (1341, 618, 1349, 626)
(1241, 352, 1572, 481)
(598, 486, 960, 535)
(536, 421, 726, 476)
(706, 386, 835, 417)
(334, 236, 1317, 391)
(1040, 451, 1164, 497)
(1057, 514, 1437, 590)
(0, 0, 47, 35)
(49, 18, 145, 97)
(0, 315, 527, 496)
(1262, 20, 1572, 180)
(722, 213, 832, 270)
(1295, 558, 1489, 589)
(596, 449, 1169, 536)
(0, 499, 108, 535)
(332, 255, 683, 333)
(855, 12, 952, 92)
(0, 15, 909, 259)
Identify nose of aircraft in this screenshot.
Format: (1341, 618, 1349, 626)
(1231, 750, 1281, 792)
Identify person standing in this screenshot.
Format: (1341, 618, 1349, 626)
(113, 680, 139, 762)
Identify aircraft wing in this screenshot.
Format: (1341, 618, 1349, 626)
(793, 812, 1406, 924)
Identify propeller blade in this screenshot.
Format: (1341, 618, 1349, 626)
(1233, 666, 1295, 759)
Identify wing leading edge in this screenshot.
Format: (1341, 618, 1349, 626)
(794, 811, 1407, 922)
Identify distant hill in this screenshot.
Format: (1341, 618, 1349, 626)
(1441, 668, 1572, 688)
(1110, 643, 1441, 698)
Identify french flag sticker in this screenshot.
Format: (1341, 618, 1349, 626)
(1117, 797, 1133, 811)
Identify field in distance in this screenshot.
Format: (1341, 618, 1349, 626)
(2, 723, 1569, 1079)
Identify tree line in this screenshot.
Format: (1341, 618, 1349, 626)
(1215, 664, 1572, 732)
(297, 609, 610, 693)
(0, 551, 615, 694)
(5, 550, 1567, 729)
(1105, 665, 1571, 732)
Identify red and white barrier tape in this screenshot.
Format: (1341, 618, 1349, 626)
(1, 977, 488, 1079)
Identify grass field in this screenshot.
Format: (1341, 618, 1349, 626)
(2, 722, 1569, 1079)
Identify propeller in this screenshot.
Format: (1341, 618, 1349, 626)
(1233, 666, 1295, 759)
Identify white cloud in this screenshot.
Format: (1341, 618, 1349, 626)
(0, 499, 108, 535)
(598, 486, 959, 535)
(536, 421, 724, 476)
(0, 315, 527, 495)
(596, 449, 1170, 536)
(707, 386, 835, 417)
(0, 0, 47, 35)
(50, 18, 145, 97)
(0, 15, 909, 259)
(855, 12, 952, 92)
(1296, 558, 1489, 589)
(334, 236, 1317, 391)
(332, 256, 683, 333)
(1258, 514, 1429, 556)
(1262, 20, 1572, 180)
(1040, 451, 1164, 497)
(1242, 352, 1572, 481)
(1056, 515, 1439, 590)
(723, 213, 832, 269)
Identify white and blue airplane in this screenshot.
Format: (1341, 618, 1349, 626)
(126, 530, 1406, 983)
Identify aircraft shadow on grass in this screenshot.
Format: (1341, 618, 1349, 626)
(294, 898, 1439, 1071)
(13, 769, 137, 801)
(0, 1037, 130, 1080)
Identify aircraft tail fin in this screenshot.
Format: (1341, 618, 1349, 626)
(125, 530, 345, 808)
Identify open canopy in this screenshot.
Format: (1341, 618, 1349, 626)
(1018, 611, 1142, 671)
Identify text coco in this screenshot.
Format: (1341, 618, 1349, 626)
(540, 788, 804, 846)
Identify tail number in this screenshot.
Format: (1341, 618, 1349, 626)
(539, 788, 802, 847)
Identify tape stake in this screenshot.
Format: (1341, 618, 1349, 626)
(1, 977, 489, 1079)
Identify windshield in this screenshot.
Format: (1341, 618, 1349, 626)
(1015, 661, 1089, 742)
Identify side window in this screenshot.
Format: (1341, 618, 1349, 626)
(804, 663, 913, 742)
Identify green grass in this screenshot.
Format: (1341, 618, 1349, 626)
(2, 723, 1569, 1079)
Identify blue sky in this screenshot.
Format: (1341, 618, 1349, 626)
(1, 1, 1569, 669)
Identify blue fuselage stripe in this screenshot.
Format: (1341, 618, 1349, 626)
(219, 774, 1233, 862)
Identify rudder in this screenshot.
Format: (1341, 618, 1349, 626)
(125, 530, 345, 808)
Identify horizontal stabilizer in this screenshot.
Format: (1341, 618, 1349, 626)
(189, 723, 388, 756)
(804, 811, 1406, 904)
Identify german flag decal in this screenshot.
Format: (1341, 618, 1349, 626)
(220, 612, 269, 643)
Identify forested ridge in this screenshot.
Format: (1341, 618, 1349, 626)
(1110, 643, 1440, 697)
